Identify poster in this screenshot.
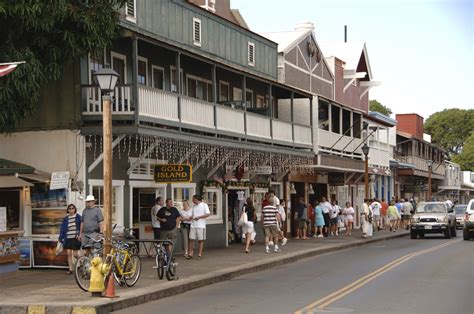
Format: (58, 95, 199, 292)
(50, 171, 70, 190)
(32, 240, 68, 268)
(18, 239, 32, 268)
(31, 209, 65, 235)
(30, 183, 67, 209)
(0, 207, 6, 232)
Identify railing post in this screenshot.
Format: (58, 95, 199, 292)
(269, 84, 273, 142)
(291, 91, 295, 146)
(212, 64, 217, 134)
(176, 52, 182, 128)
(243, 75, 247, 139)
(132, 36, 139, 125)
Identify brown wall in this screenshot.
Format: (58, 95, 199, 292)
(396, 114, 424, 139)
(334, 58, 368, 113)
(188, 0, 239, 24)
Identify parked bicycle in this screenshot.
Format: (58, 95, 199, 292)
(153, 240, 177, 281)
(74, 234, 141, 291)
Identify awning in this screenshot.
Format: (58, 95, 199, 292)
(18, 172, 50, 182)
(0, 176, 34, 188)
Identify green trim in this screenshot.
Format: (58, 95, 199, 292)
(0, 158, 35, 175)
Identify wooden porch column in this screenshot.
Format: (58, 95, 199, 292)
(132, 36, 139, 125)
(212, 64, 217, 131)
(243, 75, 247, 138)
(291, 91, 295, 144)
(309, 96, 314, 150)
(176, 52, 182, 127)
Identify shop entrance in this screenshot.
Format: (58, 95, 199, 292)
(0, 190, 20, 230)
(226, 188, 248, 245)
(132, 187, 166, 240)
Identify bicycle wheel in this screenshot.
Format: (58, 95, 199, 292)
(74, 256, 92, 292)
(112, 264, 125, 286)
(166, 263, 176, 281)
(156, 254, 165, 280)
(124, 255, 141, 287)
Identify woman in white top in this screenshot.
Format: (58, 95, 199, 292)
(179, 200, 193, 258)
(343, 202, 355, 236)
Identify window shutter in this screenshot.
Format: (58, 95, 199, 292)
(193, 18, 201, 46)
(126, 0, 136, 21)
(248, 42, 255, 66)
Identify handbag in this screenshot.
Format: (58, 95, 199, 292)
(238, 211, 248, 227)
(337, 219, 345, 228)
(55, 241, 64, 255)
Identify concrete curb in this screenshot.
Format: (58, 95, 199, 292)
(1, 232, 408, 314)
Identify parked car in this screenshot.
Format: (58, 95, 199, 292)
(453, 204, 468, 229)
(463, 199, 474, 241)
(410, 202, 456, 239)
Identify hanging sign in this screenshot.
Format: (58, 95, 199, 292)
(154, 164, 192, 183)
(249, 166, 272, 175)
(50, 171, 70, 190)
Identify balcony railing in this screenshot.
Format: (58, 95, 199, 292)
(318, 129, 362, 157)
(82, 86, 313, 148)
(396, 154, 445, 175)
(83, 85, 133, 114)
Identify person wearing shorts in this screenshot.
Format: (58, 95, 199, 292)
(187, 195, 210, 260)
(320, 197, 332, 237)
(157, 198, 181, 255)
(261, 197, 282, 253)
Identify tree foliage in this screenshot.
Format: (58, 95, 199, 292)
(452, 132, 474, 171)
(0, 0, 127, 132)
(369, 99, 392, 116)
(424, 109, 474, 156)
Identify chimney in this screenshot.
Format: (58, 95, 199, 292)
(344, 25, 347, 43)
(396, 114, 425, 139)
(295, 21, 315, 32)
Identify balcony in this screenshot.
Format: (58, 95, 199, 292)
(396, 154, 445, 176)
(318, 129, 363, 158)
(83, 85, 312, 149)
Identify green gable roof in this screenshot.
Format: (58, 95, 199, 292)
(0, 158, 35, 175)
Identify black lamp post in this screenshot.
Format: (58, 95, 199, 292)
(362, 143, 370, 200)
(92, 66, 119, 255)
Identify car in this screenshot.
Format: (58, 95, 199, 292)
(453, 204, 468, 229)
(463, 199, 474, 241)
(410, 202, 456, 239)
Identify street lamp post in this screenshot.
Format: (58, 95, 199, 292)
(362, 144, 370, 200)
(427, 159, 433, 201)
(92, 67, 119, 255)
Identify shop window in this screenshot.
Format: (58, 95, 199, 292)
(203, 187, 222, 223)
(353, 112, 362, 138)
(89, 180, 124, 226)
(92, 186, 117, 224)
(343, 109, 351, 136)
(331, 105, 340, 134)
(0, 190, 20, 230)
(318, 100, 329, 130)
(137, 57, 148, 85)
(252, 188, 268, 221)
(171, 183, 196, 211)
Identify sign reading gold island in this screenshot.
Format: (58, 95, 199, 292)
(154, 164, 192, 183)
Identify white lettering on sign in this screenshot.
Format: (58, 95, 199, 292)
(50, 171, 70, 190)
(249, 166, 272, 175)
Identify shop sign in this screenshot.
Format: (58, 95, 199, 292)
(154, 164, 192, 183)
(50, 171, 70, 190)
(249, 166, 272, 175)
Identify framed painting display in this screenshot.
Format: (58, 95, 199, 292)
(32, 240, 68, 268)
(18, 239, 32, 268)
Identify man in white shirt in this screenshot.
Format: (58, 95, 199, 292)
(320, 197, 332, 237)
(187, 195, 211, 260)
(151, 197, 164, 240)
(370, 199, 382, 231)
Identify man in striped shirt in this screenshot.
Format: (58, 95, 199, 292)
(261, 197, 282, 253)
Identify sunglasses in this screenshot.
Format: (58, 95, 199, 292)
(68, 207, 76, 210)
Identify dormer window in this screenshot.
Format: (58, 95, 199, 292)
(125, 0, 136, 23)
(193, 18, 202, 47)
(248, 42, 255, 67)
(200, 0, 216, 13)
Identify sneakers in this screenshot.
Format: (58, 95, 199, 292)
(265, 246, 270, 253)
(268, 241, 274, 246)
(317, 234, 324, 238)
(331, 232, 335, 236)
(274, 245, 281, 253)
(335, 231, 339, 236)
(282, 238, 288, 246)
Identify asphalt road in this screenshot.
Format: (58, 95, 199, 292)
(114, 232, 473, 314)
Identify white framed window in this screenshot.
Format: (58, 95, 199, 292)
(111, 51, 127, 84)
(137, 56, 148, 86)
(170, 65, 184, 93)
(203, 187, 222, 224)
(193, 18, 202, 47)
(186, 74, 213, 102)
(256, 95, 265, 108)
(125, 0, 137, 23)
(219, 81, 230, 102)
(152, 65, 165, 90)
(248, 42, 255, 67)
(253, 188, 269, 221)
(88, 53, 105, 84)
(245, 89, 253, 107)
(128, 157, 167, 180)
(88, 179, 125, 227)
(171, 183, 196, 212)
(233, 87, 242, 102)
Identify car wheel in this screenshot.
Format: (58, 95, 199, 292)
(450, 225, 456, 237)
(463, 229, 470, 240)
(410, 230, 417, 239)
(444, 228, 451, 239)
(419, 232, 425, 238)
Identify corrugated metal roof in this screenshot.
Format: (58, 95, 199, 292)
(0, 158, 35, 175)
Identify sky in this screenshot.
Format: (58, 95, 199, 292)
(232, 0, 473, 120)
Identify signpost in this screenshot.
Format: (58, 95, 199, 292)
(154, 164, 192, 183)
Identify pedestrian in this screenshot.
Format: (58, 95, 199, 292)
(151, 196, 164, 240)
(402, 198, 414, 230)
(371, 198, 382, 231)
(295, 197, 308, 239)
(343, 202, 355, 236)
(330, 199, 340, 236)
(277, 199, 288, 246)
(79, 195, 104, 253)
(261, 197, 282, 253)
(367, 201, 374, 237)
(395, 198, 403, 231)
(360, 199, 370, 238)
(320, 197, 332, 237)
(313, 200, 325, 238)
(381, 198, 389, 230)
(157, 198, 181, 256)
(387, 201, 400, 232)
(336, 201, 344, 235)
(187, 195, 211, 260)
(179, 200, 192, 258)
(241, 198, 257, 253)
(59, 204, 81, 274)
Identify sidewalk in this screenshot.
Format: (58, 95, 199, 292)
(0, 229, 408, 314)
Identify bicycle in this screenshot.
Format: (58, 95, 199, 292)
(153, 240, 177, 281)
(74, 235, 104, 292)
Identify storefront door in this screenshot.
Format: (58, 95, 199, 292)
(132, 187, 166, 240)
(226, 188, 249, 245)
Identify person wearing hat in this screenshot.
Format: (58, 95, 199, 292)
(79, 195, 104, 252)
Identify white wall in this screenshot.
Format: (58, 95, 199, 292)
(277, 98, 311, 125)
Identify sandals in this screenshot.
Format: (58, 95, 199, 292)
(185, 255, 193, 260)
(66, 270, 73, 275)
(197, 256, 202, 260)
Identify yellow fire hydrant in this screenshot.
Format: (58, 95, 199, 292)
(89, 256, 111, 296)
